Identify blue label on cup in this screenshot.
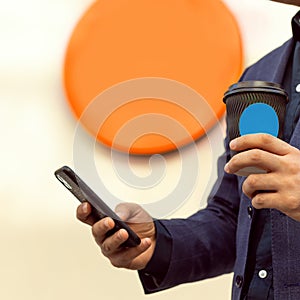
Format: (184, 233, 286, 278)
(239, 103, 279, 137)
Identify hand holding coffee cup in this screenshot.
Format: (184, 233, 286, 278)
(223, 81, 288, 177)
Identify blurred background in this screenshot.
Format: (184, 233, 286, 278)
(0, 0, 299, 299)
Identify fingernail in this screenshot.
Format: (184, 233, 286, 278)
(224, 163, 230, 173)
(230, 139, 237, 150)
(144, 238, 151, 247)
(104, 218, 110, 228)
(118, 229, 124, 239)
(82, 202, 88, 213)
(116, 211, 125, 220)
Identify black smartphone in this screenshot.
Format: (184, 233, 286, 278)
(54, 166, 141, 248)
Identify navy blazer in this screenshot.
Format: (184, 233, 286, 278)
(140, 39, 300, 299)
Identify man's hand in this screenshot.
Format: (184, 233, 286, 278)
(224, 133, 300, 221)
(77, 202, 156, 270)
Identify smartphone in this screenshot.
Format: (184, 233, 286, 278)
(54, 166, 141, 248)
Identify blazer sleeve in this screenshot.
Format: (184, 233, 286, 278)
(139, 136, 241, 293)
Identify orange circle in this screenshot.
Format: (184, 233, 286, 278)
(64, 0, 243, 154)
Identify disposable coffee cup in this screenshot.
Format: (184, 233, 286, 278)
(223, 81, 288, 176)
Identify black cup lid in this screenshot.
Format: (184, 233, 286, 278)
(223, 81, 289, 103)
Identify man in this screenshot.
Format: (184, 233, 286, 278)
(77, 1, 300, 298)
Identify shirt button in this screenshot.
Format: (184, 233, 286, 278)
(235, 275, 243, 288)
(258, 269, 268, 279)
(247, 206, 253, 219)
(296, 84, 300, 93)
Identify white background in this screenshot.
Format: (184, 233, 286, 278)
(0, 0, 299, 299)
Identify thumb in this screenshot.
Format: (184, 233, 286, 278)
(114, 202, 137, 221)
(114, 202, 152, 223)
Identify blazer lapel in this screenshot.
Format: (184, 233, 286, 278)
(271, 39, 294, 84)
(241, 38, 294, 84)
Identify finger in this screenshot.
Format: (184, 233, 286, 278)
(230, 134, 290, 156)
(242, 173, 278, 198)
(251, 191, 280, 210)
(252, 191, 300, 217)
(91, 217, 115, 246)
(225, 148, 281, 174)
(76, 202, 98, 226)
(100, 228, 130, 256)
(109, 238, 152, 270)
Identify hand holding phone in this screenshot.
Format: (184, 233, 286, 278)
(55, 166, 141, 248)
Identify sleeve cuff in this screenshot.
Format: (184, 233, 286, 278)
(138, 219, 172, 293)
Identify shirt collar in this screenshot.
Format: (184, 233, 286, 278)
(292, 11, 300, 42)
